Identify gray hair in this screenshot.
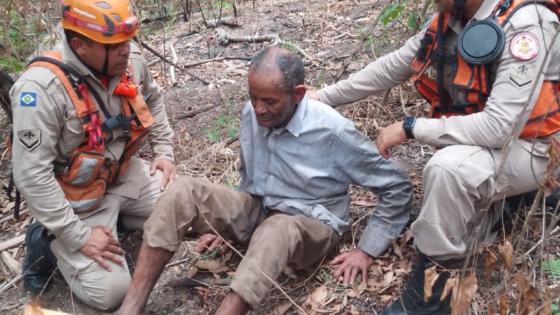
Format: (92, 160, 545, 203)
(250, 47, 304, 92)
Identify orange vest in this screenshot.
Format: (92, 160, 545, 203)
(27, 52, 155, 212)
(412, 0, 560, 139)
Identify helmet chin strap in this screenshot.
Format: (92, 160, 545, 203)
(454, 0, 466, 19)
(69, 41, 112, 78)
(101, 44, 109, 76)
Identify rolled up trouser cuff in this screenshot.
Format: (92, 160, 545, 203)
(230, 259, 270, 308)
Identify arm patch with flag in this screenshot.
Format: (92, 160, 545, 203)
(20, 92, 38, 107)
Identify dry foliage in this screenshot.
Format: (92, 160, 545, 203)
(451, 272, 478, 315)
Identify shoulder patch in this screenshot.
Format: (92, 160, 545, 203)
(20, 92, 38, 107)
(17, 129, 41, 151)
(510, 32, 539, 61)
(508, 64, 535, 88)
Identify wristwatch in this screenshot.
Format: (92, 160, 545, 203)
(403, 116, 416, 139)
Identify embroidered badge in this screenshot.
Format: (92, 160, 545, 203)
(17, 129, 41, 151)
(510, 32, 539, 61)
(19, 92, 37, 107)
(509, 64, 535, 88)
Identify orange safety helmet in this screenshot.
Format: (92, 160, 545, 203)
(61, 0, 140, 44)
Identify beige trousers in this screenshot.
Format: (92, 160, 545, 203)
(412, 143, 548, 260)
(144, 176, 340, 307)
(50, 158, 162, 310)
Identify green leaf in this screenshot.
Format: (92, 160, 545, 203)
(207, 129, 220, 142)
(216, 114, 228, 127)
(380, 3, 405, 26)
(227, 126, 238, 139)
(0, 57, 25, 73)
(543, 258, 560, 279)
(407, 13, 419, 31)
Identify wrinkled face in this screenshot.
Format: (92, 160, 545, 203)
(248, 68, 298, 128)
(74, 38, 131, 77)
(435, 0, 455, 13)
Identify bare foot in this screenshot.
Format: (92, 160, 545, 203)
(215, 291, 250, 315)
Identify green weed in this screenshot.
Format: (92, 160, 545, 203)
(206, 102, 239, 143)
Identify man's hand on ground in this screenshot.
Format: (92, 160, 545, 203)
(330, 248, 373, 286)
(376, 121, 407, 159)
(80, 226, 124, 271)
(194, 233, 231, 254)
(150, 158, 177, 191)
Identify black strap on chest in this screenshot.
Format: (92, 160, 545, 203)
(435, 14, 451, 112)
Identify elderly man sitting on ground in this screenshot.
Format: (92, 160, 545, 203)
(117, 47, 413, 315)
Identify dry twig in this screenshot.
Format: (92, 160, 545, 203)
(215, 29, 317, 65)
(136, 39, 210, 85)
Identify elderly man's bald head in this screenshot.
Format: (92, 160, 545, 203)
(249, 47, 305, 92)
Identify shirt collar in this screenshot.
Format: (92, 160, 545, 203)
(283, 95, 307, 137)
(260, 95, 308, 137)
(473, 0, 500, 21)
(449, 0, 500, 33)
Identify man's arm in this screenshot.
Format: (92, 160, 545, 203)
(334, 121, 413, 256)
(12, 73, 125, 269)
(329, 119, 412, 284)
(413, 6, 560, 148)
(317, 30, 424, 106)
(11, 75, 91, 252)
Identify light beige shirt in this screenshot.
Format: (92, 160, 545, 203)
(319, 0, 560, 156)
(10, 39, 174, 251)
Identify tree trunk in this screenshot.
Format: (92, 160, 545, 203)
(0, 69, 14, 124)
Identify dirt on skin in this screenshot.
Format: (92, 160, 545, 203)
(0, 0, 558, 314)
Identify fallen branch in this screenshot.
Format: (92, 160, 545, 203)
(226, 136, 239, 146)
(0, 273, 22, 295)
(167, 277, 230, 288)
(0, 209, 28, 224)
(216, 29, 276, 44)
(175, 104, 218, 120)
(136, 39, 210, 85)
(0, 251, 20, 275)
(0, 234, 25, 252)
(175, 30, 200, 39)
(215, 29, 317, 65)
(183, 56, 251, 68)
(141, 12, 185, 24)
(206, 17, 240, 28)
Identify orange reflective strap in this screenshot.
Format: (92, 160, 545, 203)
(453, 56, 474, 87)
(125, 95, 155, 128)
(413, 75, 440, 116)
(27, 57, 89, 119)
(521, 81, 560, 138)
